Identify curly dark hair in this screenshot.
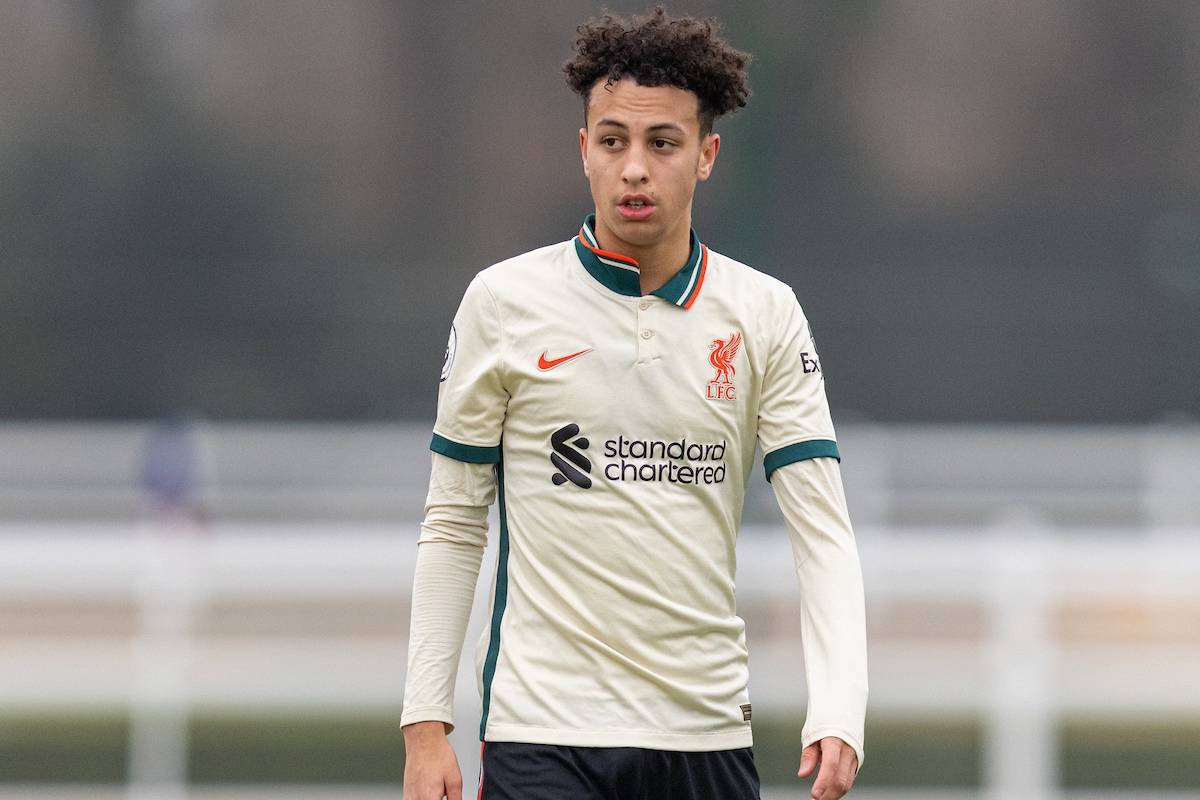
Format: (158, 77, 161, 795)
(563, 7, 751, 136)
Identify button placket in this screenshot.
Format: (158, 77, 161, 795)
(636, 298, 656, 364)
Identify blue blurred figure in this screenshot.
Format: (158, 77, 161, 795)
(139, 412, 203, 522)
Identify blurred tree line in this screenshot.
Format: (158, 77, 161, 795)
(2, 1, 1197, 421)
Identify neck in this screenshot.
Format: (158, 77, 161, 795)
(593, 215, 692, 295)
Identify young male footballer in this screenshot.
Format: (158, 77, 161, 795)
(402, 8, 867, 800)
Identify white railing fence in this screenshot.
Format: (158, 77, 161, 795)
(2, 523, 1198, 798)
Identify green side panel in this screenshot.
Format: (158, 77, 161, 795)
(478, 458, 510, 739)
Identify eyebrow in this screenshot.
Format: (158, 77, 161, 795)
(594, 118, 687, 135)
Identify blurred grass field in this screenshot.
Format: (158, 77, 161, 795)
(3, 713, 1199, 789)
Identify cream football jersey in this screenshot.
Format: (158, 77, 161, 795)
(430, 215, 840, 750)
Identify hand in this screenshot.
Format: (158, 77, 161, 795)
(797, 735, 858, 800)
(402, 721, 463, 800)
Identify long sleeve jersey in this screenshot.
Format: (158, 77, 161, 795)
(401, 216, 867, 765)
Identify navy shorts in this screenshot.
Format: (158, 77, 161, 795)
(477, 741, 761, 800)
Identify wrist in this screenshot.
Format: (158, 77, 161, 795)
(402, 719, 452, 743)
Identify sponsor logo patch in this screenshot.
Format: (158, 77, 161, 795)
(440, 324, 457, 383)
(801, 350, 822, 374)
(550, 424, 727, 487)
(804, 325, 824, 377)
(550, 423, 592, 488)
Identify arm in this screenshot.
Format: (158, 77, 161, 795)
(403, 273, 508, 799)
(400, 453, 496, 800)
(753, 287, 866, 798)
(401, 452, 495, 727)
(771, 456, 868, 800)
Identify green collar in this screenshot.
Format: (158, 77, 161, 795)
(573, 214, 709, 309)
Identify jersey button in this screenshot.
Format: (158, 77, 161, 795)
(640, 329, 654, 340)
(639, 300, 650, 310)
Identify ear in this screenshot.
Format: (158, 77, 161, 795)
(697, 133, 721, 182)
(579, 127, 589, 178)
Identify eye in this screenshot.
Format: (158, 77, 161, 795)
(653, 139, 675, 150)
(600, 136, 623, 149)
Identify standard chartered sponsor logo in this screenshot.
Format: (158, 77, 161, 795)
(602, 434, 727, 484)
(549, 426, 727, 488)
(550, 423, 592, 488)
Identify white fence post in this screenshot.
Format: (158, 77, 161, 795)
(982, 529, 1055, 800)
(125, 520, 196, 800)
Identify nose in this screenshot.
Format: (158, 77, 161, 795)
(620, 142, 650, 185)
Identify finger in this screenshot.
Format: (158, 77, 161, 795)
(797, 743, 820, 778)
(405, 770, 452, 800)
(811, 741, 844, 800)
(835, 750, 858, 796)
(446, 769, 464, 800)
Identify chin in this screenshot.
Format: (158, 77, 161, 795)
(612, 218, 663, 244)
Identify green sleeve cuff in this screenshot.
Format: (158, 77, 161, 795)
(430, 433, 501, 464)
(763, 439, 840, 481)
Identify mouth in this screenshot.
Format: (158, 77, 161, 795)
(617, 195, 656, 221)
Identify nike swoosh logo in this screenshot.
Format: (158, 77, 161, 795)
(538, 348, 592, 371)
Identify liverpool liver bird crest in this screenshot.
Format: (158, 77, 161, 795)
(708, 332, 742, 384)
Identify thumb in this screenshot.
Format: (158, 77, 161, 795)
(797, 743, 820, 778)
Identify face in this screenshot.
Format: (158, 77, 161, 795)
(579, 78, 720, 254)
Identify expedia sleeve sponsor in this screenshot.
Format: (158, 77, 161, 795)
(756, 292, 838, 475)
(601, 435, 727, 484)
(431, 276, 509, 457)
